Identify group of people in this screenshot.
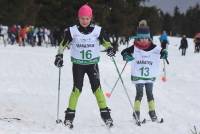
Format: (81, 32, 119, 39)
(54, 4, 168, 128)
(159, 30, 189, 56)
(2, 3, 199, 129)
(0, 24, 61, 47)
(178, 33, 200, 56)
(159, 30, 200, 56)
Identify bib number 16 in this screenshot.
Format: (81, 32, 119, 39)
(80, 50, 92, 59)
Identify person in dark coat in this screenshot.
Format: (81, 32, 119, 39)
(179, 35, 188, 56)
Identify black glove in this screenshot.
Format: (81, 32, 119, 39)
(54, 54, 63, 67)
(122, 52, 134, 62)
(106, 47, 116, 57)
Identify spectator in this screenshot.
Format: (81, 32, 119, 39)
(179, 35, 188, 56)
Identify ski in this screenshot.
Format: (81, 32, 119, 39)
(63, 120, 114, 129)
(64, 120, 74, 129)
(104, 120, 113, 128)
(141, 118, 164, 124)
(0, 117, 21, 122)
(133, 118, 141, 126)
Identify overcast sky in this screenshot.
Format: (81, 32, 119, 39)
(144, 0, 200, 14)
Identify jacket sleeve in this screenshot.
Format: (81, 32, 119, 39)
(98, 28, 112, 49)
(57, 28, 72, 54)
(186, 39, 188, 48)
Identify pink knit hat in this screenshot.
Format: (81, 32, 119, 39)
(78, 4, 93, 18)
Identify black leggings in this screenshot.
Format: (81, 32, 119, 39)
(161, 41, 168, 49)
(135, 83, 154, 102)
(181, 48, 186, 56)
(72, 63, 100, 92)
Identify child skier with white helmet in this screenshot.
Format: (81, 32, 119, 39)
(54, 4, 116, 128)
(121, 20, 168, 123)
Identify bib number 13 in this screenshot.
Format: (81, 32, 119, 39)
(80, 50, 92, 59)
(139, 67, 150, 76)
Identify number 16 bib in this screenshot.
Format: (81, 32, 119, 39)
(70, 25, 101, 65)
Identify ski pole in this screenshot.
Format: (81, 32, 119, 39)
(3, 36, 6, 47)
(111, 57, 140, 124)
(111, 57, 133, 109)
(56, 67, 62, 124)
(165, 59, 169, 65)
(161, 59, 167, 82)
(105, 61, 128, 98)
(105, 42, 130, 98)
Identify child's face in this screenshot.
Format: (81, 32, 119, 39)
(134, 38, 151, 50)
(79, 16, 92, 28)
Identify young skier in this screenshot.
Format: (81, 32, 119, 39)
(159, 30, 169, 49)
(54, 4, 115, 128)
(121, 20, 168, 122)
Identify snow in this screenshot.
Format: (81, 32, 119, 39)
(0, 36, 200, 134)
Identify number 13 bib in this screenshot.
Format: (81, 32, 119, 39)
(131, 46, 161, 83)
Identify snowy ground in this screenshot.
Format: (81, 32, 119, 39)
(0, 36, 200, 134)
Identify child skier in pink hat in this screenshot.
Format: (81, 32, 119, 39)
(54, 4, 115, 128)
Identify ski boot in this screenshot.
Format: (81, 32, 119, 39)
(133, 111, 140, 121)
(100, 107, 113, 128)
(133, 111, 141, 126)
(64, 108, 75, 129)
(149, 110, 157, 122)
